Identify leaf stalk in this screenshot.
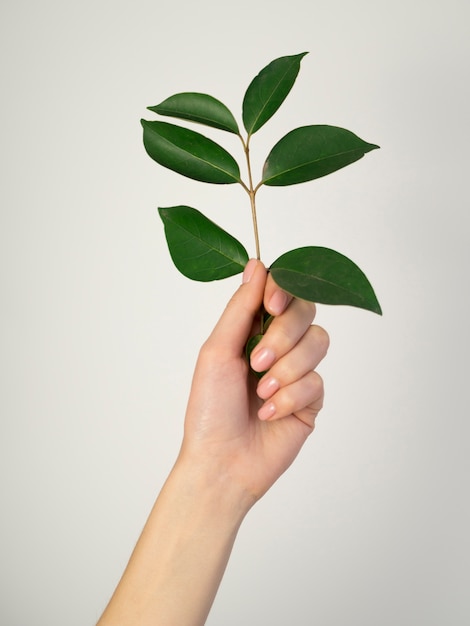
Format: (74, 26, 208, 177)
(241, 134, 261, 260)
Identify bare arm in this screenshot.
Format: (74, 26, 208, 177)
(97, 260, 329, 626)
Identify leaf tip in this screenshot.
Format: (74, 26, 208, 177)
(365, 289, 382, 315)
(157, 206, 169, 220)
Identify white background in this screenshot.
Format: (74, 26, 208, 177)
(1, 1, 469, 624)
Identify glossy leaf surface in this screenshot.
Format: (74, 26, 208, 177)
(159, 206, 248, 281)
(141, 120, 241, 184)
(270, 247, 382, 314)
(262, 125, 379, 186)
(148, 92, 239, 134)
(242, 52, 307, 136)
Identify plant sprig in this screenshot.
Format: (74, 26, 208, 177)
(141, 52, 382, 316)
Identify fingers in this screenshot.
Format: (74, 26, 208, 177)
(257, 371, 325, 428)
(204, 259, 267, 359)
(263, 272, 293, 316)
(204, 260, 329, 428)
(251, 284, 329, 426)
(250, 298, 318, 372)
(256, 327, 328, 426)
(256, 324, 329, 399)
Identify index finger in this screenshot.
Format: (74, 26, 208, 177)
(263, 272, 293, 316)
(250, 296, 317, 373)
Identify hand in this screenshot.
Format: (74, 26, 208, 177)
(179, 259, 329, 507)
(96, 260, 329, 626)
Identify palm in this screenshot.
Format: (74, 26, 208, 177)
(184, 352, 312, 500)
(182, 261, 323, 501)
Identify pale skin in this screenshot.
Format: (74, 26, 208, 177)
(97, 259, 329, 626)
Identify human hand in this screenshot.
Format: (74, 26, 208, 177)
(96, 261, 329, 625)
(179, 259, 329, 508)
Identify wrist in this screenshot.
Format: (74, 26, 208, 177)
(172, 447, 257, 525)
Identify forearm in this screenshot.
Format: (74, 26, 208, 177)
(97, 454, 253, 626)
(96, 263, 326, 625)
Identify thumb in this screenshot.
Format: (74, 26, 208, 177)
(206, 259, 267, 358)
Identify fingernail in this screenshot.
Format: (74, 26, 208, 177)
(258, 402, 276, 421)
(268, 290, 288, 316)
(243, 259, 257, 284)
(257, 376, 279, 400)
(251, 347, 275, 372)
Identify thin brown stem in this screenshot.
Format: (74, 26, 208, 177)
(249, 190, 260, 260)
(239, 134, 261, 260)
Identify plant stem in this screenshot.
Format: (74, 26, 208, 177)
(238, 136, 265, 338)
(249, 190, 260, 261)
(240, 134, 261, 260)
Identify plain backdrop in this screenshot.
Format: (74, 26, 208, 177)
(1, 1, 469, 624)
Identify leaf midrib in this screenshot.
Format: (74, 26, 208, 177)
(263, 147, 364, 183)
(147, 122, 240, 181)
(167, 220, 243, 265)
(249, 57, 299, 134)
(272, 266, 368, 302)
(156, 106, 235, 132)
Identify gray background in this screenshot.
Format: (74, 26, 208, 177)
(1, 0, 468, 624)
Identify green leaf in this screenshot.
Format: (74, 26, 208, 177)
(270, 247, 382, 314)
(158, 206, 249, 281)
(148, 92, 239, 134)
(242, 52, 308, 136)
(262, 125, 379, 186)
(141, 120, 241, 184)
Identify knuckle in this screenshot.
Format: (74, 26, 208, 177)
(312, 324, 330, 355)
(299, 299, 317, 323)
(307, 370, 325, 399)
(312, 369, 325, 390)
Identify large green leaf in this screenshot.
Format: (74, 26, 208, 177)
(270, 247, 382, 314)
(141, 120, 241, 184)
(262, 125, 379, 186)
(148, 92, 239, 134)
(242, 52, 308, 136)
(158, 205, 249, 281)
